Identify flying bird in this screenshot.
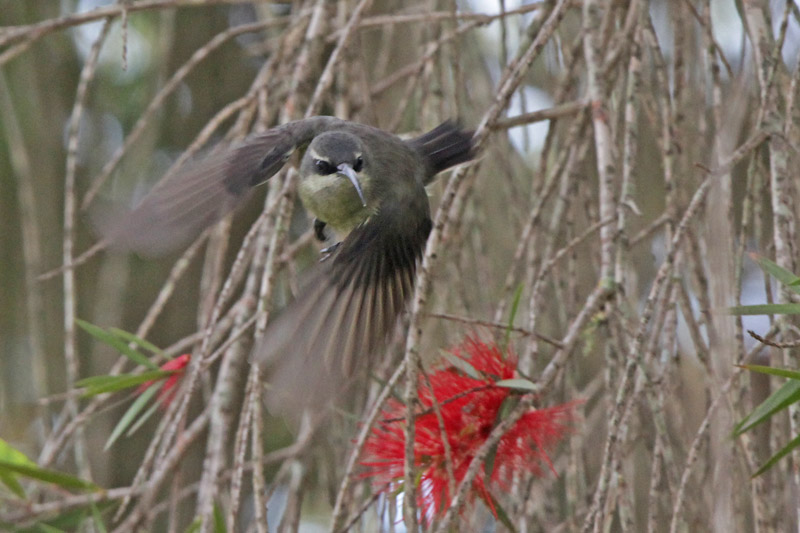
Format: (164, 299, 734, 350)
(101, 117, 475, 409)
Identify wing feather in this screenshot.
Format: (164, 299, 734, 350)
(253, 190, 432, 412)
(96, 117, 344, 256)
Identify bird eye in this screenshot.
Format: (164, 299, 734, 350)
(315, 159, 335, 175)
(353, 156, 364, 172)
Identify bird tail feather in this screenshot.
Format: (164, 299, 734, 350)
(410, 121, 475, 182)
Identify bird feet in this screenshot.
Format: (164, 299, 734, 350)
(319, 242, 341, 262)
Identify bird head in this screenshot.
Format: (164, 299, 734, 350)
(301, 131, 368, 207)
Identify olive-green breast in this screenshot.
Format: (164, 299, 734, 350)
(298, 172, 375, 236)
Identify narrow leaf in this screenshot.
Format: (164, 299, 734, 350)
(750, 254, 800, 295)
(497, 395, 521, 421)
(185, 518, 202, 533)
(76, 319, 157, 370)
(0, 438, 37, 466)
(484, 441, 499, 479)
(108, 328, 163, 356)
(486, 394, 519, 479)
(105, 385, 159, 450)
(34, 524, 66, 533)
(752, 432, 800, 477)
(213, 503, 227, 533)
(505, 284, 524, 348)
(734, 379, 800, 435)
(13, 504, 113, 533)
(728, 303, 800, 315)
(739, 364, 800, 380)
(0, 470, 25, 498)
(441, 351, 482, 380)
(126, 397, 162, 437)
(485, 490, 518, 533)
(90, 501, 109, 533)
(0, 460, 99, 491)
(0, 438, 36, 498)
(77, 370, 170, 397)
(495, 378, 538, 392)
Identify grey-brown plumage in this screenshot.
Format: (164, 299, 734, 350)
(99, 117, 474, 410)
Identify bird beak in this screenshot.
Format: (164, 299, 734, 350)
(337, 163, 367, 207)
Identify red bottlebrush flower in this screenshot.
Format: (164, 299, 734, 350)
(137, 353, 191, 408)
(360, 338, 577, 524)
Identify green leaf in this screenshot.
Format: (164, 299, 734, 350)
(90, 501, 109, 533)
(126, 396, 162, 437)
(734, 378, 800, 436)
(0, 438, 36, 498)
(497, 395, 520, 422)
(0, 460, 99, 491)
(12, 503, 114, 533)
(728, 303, 800, 315)
(77, 370, 171, 397)
(441, 351, 482, 380)
(495, 378, 538, 392)
(505, 284, 524, 348)
(739, 364, 800, 380)
(34, 524, 66, 533)
(76, 319, 158, 370)
(0, 438, 37, 465)
(105, 385, 160, 450)
(485, 394, 520, 479)
(368, 371, 405, 405)
(213, 503, 227, 533)
(0, 469, 25, 498)
(108, 328, 163, 357)
(484, 440, 499, 480)
(750, 254, 800, 295)
(184, 518, 202, 533)
(389, 480, 405, 499)
(481, 490, 518, 533)
(752, 432, 800, 477)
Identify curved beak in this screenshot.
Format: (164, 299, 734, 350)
(337, 163, 367, 207)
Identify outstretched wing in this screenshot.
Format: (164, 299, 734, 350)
(95, 117, 344, 256)
(253, 186, 432, 411)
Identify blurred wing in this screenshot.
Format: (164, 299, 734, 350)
(95, 117, 344, 256)
(253, 189, 432, 411)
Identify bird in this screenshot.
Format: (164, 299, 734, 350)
(99, 116, 475, 409)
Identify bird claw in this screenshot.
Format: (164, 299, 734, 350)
(319, 242, 341, 261)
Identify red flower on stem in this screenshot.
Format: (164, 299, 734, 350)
(360, 338, 577, 524)
(137, 353, 191, 408)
